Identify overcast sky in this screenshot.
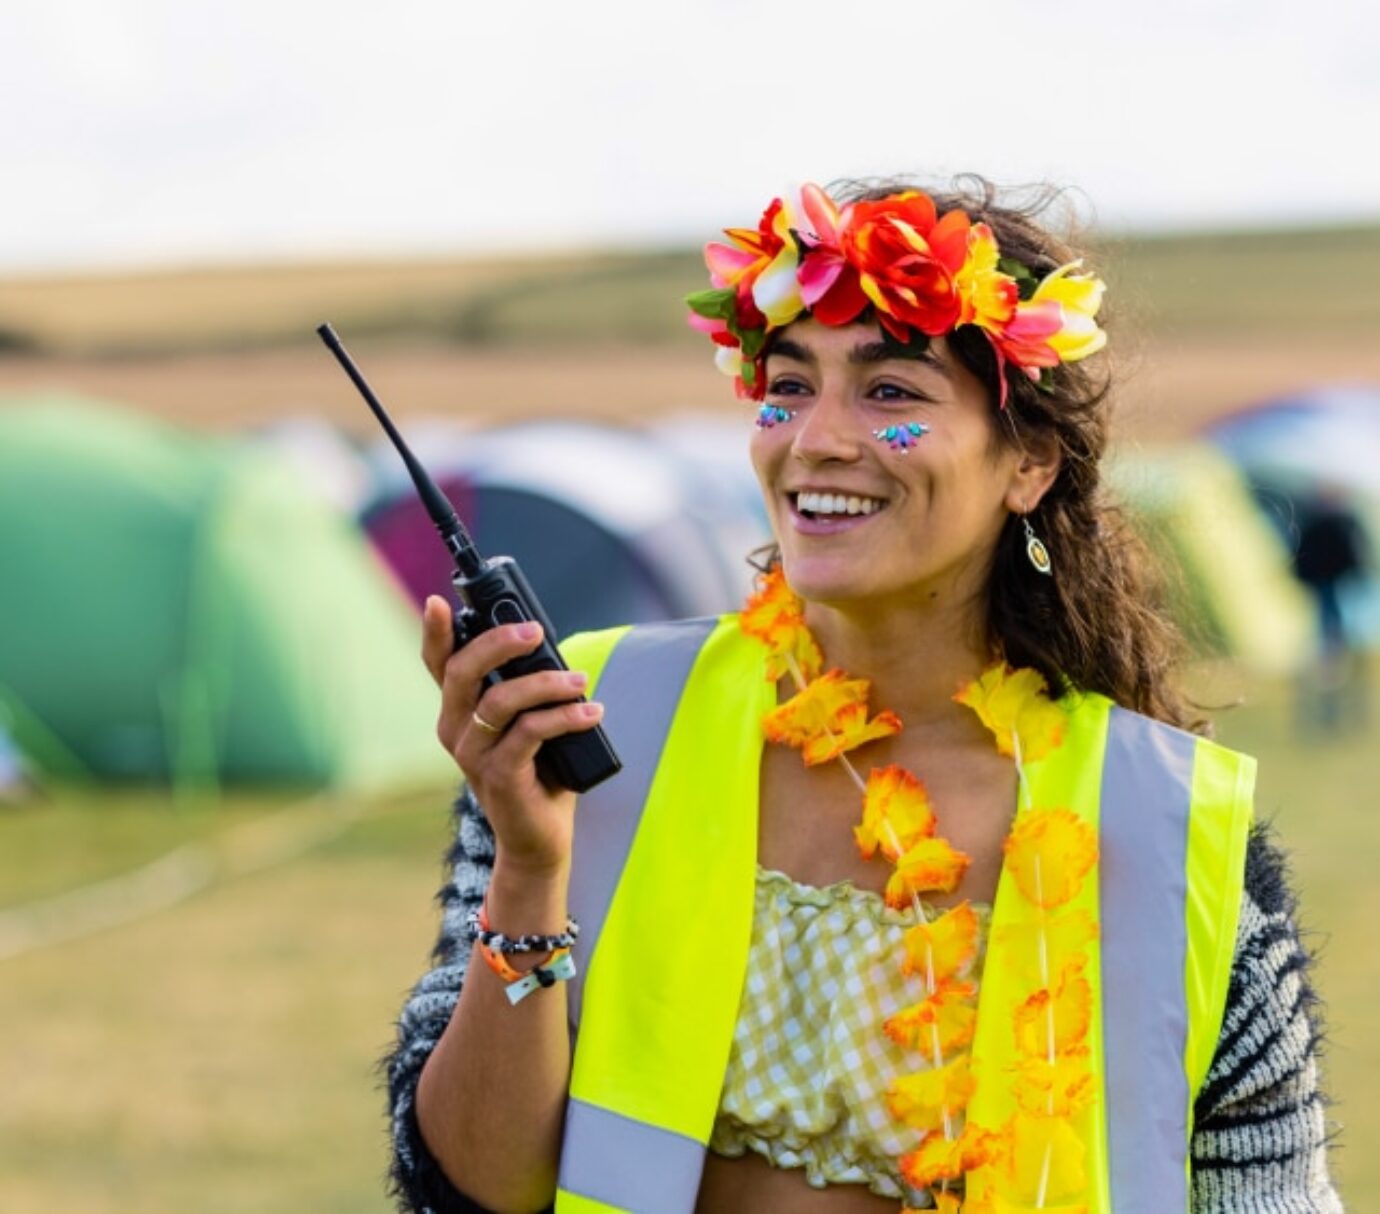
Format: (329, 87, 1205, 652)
(3, 0, 1378, 274)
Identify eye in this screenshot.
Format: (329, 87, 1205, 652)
(766, 376, 812, 398)
(869, 381, 928, 403)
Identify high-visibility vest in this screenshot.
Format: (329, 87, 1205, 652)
(551, 617, 1253, 1214)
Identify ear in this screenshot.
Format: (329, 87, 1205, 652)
(1003, 434, 1061, 514)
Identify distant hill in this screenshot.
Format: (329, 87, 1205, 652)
(2, 223, 1378, 358)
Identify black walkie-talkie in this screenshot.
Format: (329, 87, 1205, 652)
(317, 323, 622, 794)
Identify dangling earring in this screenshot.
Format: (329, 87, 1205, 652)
(1021, 508, 1052, 576)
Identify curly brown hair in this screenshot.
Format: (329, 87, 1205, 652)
(823, 175, 1203, 733)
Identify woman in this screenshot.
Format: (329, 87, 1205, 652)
(386, 179, 1341, 1212)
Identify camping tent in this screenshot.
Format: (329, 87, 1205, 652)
(1204, 386, 1380, 643)
(0, 396, 449, 791)
(363, 419, 770, 639)
(1109, 444, 1316, 674)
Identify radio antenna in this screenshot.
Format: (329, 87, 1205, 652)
(316, 322, 485, 578)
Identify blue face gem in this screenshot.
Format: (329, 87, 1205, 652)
(756, 405, 796, 429)
(872, 421, 930, 451)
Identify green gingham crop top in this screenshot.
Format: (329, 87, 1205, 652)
(708, 864, 991, 1202)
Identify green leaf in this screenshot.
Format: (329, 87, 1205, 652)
(739, 327, 767, 360)
(684, 287, 736, 321)
(998, 257, 1039, 301)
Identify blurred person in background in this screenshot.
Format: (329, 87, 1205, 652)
(384, 179, 1342, 1212)
(1293, 484, 1372, 733)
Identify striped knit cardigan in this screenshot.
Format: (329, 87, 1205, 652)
(384, 788, 1344, 1213)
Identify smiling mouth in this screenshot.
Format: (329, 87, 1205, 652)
(790, 491, 889, 521)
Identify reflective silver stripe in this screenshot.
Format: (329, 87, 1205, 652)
(566, 617, 718, 1031)
(559, 1097, 706, 1213)
(1100, 705, 1196, 1213)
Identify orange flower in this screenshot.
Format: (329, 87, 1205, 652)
(854, 764, 936, 861)
(898, 1122, 1004, 1190)
(1013, 959, 1092, 1058)
(885, 837, 971, 906)
(992, 909, 1097, 987)
(762, 670, 902, 765)
(739, 566, 823, 683)
(886, 1056, 975, 1132)
(884, 979, 978, 1053)
(1009, 1047, 1097, 1118)
(901, 902, 981, 983)
(841, 191, 971, 341)
(954, 663, 1066, 762)
(1003, 808, 1098, 909)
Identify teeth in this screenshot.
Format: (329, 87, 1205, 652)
(796, 492, 885, 516)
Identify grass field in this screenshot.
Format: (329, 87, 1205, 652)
(0, 665, 1374, 1212)
(0, 222, 1375, 1209)
(2, 222, 1379, 445)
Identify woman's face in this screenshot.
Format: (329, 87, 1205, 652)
(750, 318, 1032, 614)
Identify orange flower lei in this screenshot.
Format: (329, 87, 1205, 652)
(742, 566, 1100, 1212)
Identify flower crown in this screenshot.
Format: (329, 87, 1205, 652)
(685, 183, 1107, 406)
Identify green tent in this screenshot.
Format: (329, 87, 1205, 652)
(0, 396, 451, 792)
(1110, 444, 1315, 675)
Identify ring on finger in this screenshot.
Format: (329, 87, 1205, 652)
(471, 710, 504, 737)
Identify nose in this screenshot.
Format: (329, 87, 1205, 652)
(790, 382, 865, 467)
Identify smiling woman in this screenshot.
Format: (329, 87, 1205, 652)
(384, 178, 1342, 1214)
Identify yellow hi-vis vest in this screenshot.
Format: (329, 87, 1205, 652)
(552, 617, 1253, 1214)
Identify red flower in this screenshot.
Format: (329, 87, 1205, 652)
(840, 192, 971, 341)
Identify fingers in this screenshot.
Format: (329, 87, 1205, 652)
(420, 595, 454, 686)
(471, 668, 589, 736)
(429, 610, 589, 761)
(465, 699, 605, 774)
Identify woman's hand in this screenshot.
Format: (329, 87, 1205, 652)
(422, 595, 602, 875)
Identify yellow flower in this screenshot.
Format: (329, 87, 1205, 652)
(992, 909, 1098, 987)
(1009, 1047, 1097, 1118)
(884, 979, 978, 1053)
(751, 197, 806, 327)
(1013, 958, 1093, 1059)
(762, 670, 901, 765)
(901, 901, 981, 983)
(899, 1122, 1004, 1190)
(885, 836, 971, 906)
(955, 222, 1019, 332)
(969, 1195, 1089, 1214)
(854, 764, 935, 861)
(886, 1055, 976, 1132)
(739, 566, 823, 683)
(954, 663, 1066, 763)
(1030, 261, 1107, 364)
(1005, 1112, 1087, 1204)
(1003, 808, 1098, 910)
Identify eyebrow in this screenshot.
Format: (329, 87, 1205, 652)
(768, 336, 951, 377)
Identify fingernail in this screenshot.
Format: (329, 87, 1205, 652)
(567, 671, 588, 690)
(518, 622, 541, 640)
(580, 702, 603, 720)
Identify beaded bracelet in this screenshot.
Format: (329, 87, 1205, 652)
(465, 901, 580, 955)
